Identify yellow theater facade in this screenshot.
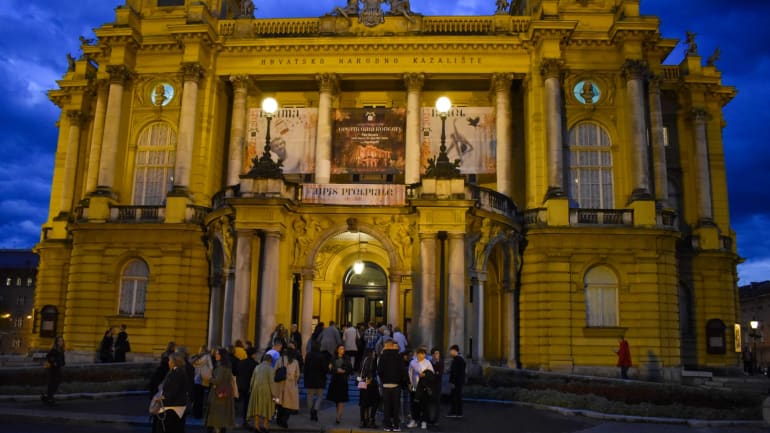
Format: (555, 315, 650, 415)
(34, 0, 740, 379)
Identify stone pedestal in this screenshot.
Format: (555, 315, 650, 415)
(421, 178, 465, 200)
(87, 195, 113, 222)
(629, 199, 656, 227)
(164, 195, 190, 223)
(545, 197, 569, 226)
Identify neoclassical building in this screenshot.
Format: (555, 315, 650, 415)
(34, 0, 740, 379)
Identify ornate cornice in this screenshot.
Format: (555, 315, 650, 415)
(316, 73, 339, 94)
(403, 73, 424, 92)
(689, 108, 711, 124)
(106, 64, 134, 85)
(540, 58, 565, 80)
(66, 110, 88, 127)
(621, 59, 648, 81)
(181, 62, 205, 82)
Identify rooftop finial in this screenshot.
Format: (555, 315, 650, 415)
(685, 31, 699, 56)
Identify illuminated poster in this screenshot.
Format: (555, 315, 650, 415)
(245, 107, 317, 174)
(331, 108, 406, 174)
(421, 107, 496, 174)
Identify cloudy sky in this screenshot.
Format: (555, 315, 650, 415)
(1, 0, 768, 284)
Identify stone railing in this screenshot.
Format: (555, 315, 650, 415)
(423, 16, 493, 34)
(468, 185, 517, 218)
(110, 206, 164, 223)
(523, 208, 547, 226)
(570, 209, 633, 226)
(253, 18, 320, 37)
(186, 205, 210, 225)
(662, 66, 680, 80)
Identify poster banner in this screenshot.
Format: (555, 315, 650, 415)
(302, 184, 406, 206)
(421, 107, 496, 174)
(331, 108, 406, 175)
(245, 107, 318, 174)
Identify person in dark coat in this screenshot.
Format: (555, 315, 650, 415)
(447, 344, 466, 418)
(378, 337, 408, 432)
(99, 329, 114, 363)
(114, 324, 130, 362)
(357, 348, 380, 428)
(149, 355, 171, 398)
(41, 336, 65, 405)
(236, 348, 258, 426)
(326, 344, 352, 424)
(303, 341, 327, 422)
(152, 353, 189, 433)
(205, 349, 236, 432)
(289, 323, 302, 351)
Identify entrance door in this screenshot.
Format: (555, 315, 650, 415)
(342, 262, 387, 325)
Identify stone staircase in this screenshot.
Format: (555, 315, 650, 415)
(682, 369, 770, 395)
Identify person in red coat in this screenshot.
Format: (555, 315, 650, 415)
(615, 337, 632, 379)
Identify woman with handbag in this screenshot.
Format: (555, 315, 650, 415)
(205, 348, 236, 433)
(326, 344, 352, 424)
(247, 354, 276, 433)
(151, 353, 189, 433)
(358, 347, 380, 428)
(272, 348, 300, 428)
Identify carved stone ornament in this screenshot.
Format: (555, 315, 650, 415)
(404, 72, 424, 91)
(292, 215, 333, 266)
(106, 65, 133, 85)
(359, 0, 386, 27)
(181, 62, 205, 82)
(540, 58, 564, 80)
(621, 59, 648, 81)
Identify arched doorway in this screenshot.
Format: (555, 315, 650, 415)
(341, 261, 388, 326)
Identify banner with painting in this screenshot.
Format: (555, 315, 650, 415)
(331, 108, 406, 175)
(245, 107, 318, 174)
(421, 107, 496, 174)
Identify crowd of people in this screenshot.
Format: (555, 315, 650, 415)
(98, 324, 131, 363)
(147, 321, 467, 433)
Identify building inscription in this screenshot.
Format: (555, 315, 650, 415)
(302, 184, 406, 206)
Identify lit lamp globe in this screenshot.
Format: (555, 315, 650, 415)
(261, 97, 278, 115)
(435, 96, 451, 115)
(751, 320, 759, 330)
(353, 260, 365, 275)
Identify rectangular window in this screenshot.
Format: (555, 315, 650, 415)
(586, 286, 618, 327)
(14, 317, 23, 328)
(16, 296, 25, 306)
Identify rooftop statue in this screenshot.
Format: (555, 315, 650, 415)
(496, 0, 510, 14)
(239, 0, 255, 19)
(329, 0, 360, 23)
(706, 47, 721, 67)
(359, 0, 386, 26)
(686, 31, 699, 56)
(387, 0, 415, 23)
(329, 0, 417, 27)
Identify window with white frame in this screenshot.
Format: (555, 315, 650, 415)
(119, 259, 149, 317)
(568, 122, 614, 209)
(585, 265, 619, 327)
(132, 123, 176, 205)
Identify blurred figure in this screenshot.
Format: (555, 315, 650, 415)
(205, 349, 236, 433)
(114, 324, 130, 362)
(191, 345, 213, 419)
(41, 336, 65, 406)
(447, 344, 466, 419)
(303, 341, 327, 422)
(247, 354, 276, 433)
(327, 344, 352, 424)
(99, 328, 114, 363)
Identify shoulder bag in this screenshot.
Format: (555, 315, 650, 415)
(274, 356, 287, 383)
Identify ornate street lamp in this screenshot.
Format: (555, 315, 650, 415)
(353, 231, 365, 275)
(424, 96, 461, 178)
(244, 97, 284, 178)
(750, 318, 761, 375)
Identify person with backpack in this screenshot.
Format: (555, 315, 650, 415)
(190, 345, 213, 419)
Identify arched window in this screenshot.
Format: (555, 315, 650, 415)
(585, 265, 618, 327)
(568, 122, 614, 209)
(119, 259, 149, 317)
(132, 123, 176, 205)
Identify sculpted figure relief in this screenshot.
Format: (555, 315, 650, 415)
(387, 0, 414, 23)
(330, 0, 360, 22)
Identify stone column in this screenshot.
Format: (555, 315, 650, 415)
(85, 80, 108, 194)
(301, 269, 315, 356)
(692, 109, 713, 223)
(404, 73, 424, 185)
(541, 59, 565, 199)
(314, 73, 337, 184)
(447, 233, 466, 351)
(172, 62, 204, 194)
(623, 59, 652, 201)
(227, 75, 250, 189)
(207, 281, 223, 349)
(505, 290, 517, 367)
(231, 231, 253, 342)
(258, 231, 281, 348)
(97, 65, 132, 193)
(60, 110, 86, 214)
(388, 272, 401, 328)
(222, 270, 235, 345)
(648, 77, 668, 203)
(493, 73, 514, 197)
(471, 274, 486, 362)
(417, 233, 437, 349)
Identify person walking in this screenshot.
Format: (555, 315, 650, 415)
(236, 348, 258, 427)
(289, 323, 302, 350)
(152, 353, 190, 433)
(343, 322, 360, 369)
(392, 327, 408, 354)
(247, 354, 276, 433)
(320, 321, 343, 358)
(364, 321, 379, 352)
(378, 337, 407, 432)
(357, 348, 380, 429)
(266, 340, 283, 367)
(407, 347, 435, 430)
(41, 336, 65, 406)
(306, 322, 325, 355)
(615, 337, 632, 379)
(428, 347, 444, 424)
(190, 345, 213, 419)
(114, 324, 130, 362)
(205, 349, 236, 433)
(326, 344, 352, 424)
(99, 328, 114, 363)
(272, 348, 300, 428)
(446, 345, 466, 418)
(303, 341, 327, 422)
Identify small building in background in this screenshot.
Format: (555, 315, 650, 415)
(739, 281, 770, 370)
(0, 250, 38, 354)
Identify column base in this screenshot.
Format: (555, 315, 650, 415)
(90, 186, 117, 200)
(165, 195, 191, 223)
(86, 195, 115, 222)
(53, 211, 71, 222)
(628, 188, 653, 203)
(544, 186, 567, 201)
(167, 185, 191, 198)
(628, 199, 656, 227)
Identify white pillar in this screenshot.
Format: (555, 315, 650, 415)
(648, 77, 669, 203)
(541, 59, 565, 199)
(97, 65, 131, 193)
(404, 73, 424, 185)
(85, 80, 107, 194)
(227, 75, 250, 189)
(388, 272, 401, 328)
(417, 233, 437, 349)
(301, 269, 315, 356)
(222, 270, 235, 345)
(232, 230, 253, 342)
(623, 59, 652, 201)
(259, 231, 281, 348)
(472, 275, 485, 362)
(447, 233, 466, 351)
(314, 73, 337, 184)
(173, 62, 204, 194)
(208, 280, 223, 349)
(60, 110, 85, 214)
(493, 73, 514, 197)
(506, 290, 517, 367)
(692, 109, 713, 223)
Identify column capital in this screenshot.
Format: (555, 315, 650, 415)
(262, 229, 283, 240)
(301, 268, 315, 279)
(66, 110, 88, 126)
(540, 58, 564, 80)
(470, 271, 487, 282)
(648, 74, 662, 93)
(447, 232, 466, 240)
(403, 73, 425, 92)
(316, 73, 339, 94)
(106, 64, 134, 85)
(690, 108, 711, 123)
(229, 74, 252, 92)
(491, 73, 514, 93)
(419, 232, 438, 240)
(621, 59, 648, 81)
(388, 270, 403, 280)
(181, 62, 205, 83)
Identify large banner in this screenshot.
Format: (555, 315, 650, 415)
(302, 184, 406, 206)
(331, 108, 406, 175)
(421, 107, 496, 174)
(246, 107, 318, 174)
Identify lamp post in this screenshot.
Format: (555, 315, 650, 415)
(244, 97, 283, 178)
(750, 319, 761, 375)
(353, 231, 364, 275)
(424, 96, 461, 178)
